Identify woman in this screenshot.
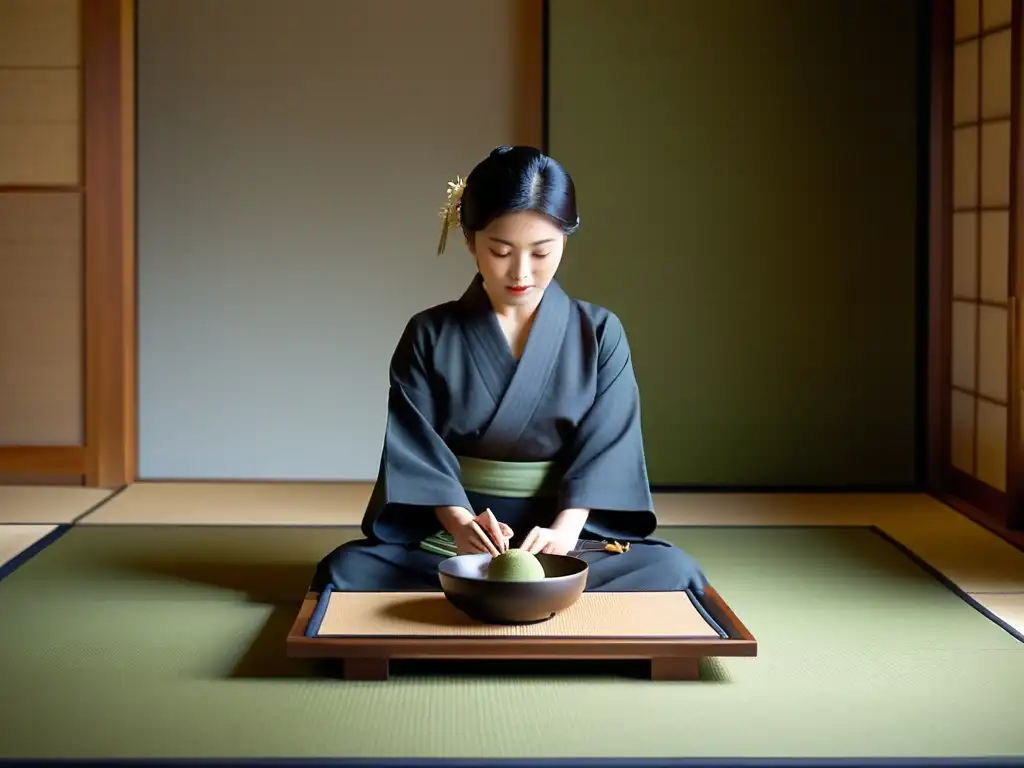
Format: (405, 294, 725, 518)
(312, 146, 707, 594)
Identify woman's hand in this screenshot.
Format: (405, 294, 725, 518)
(520, 525, 578, 556)
(436, 507, 512, 556)
(520, 507, 589, 555)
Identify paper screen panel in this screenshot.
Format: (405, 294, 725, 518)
(0, 192, 83, 445)
(953, 212, 979, 298)
(955, 39, 980, 124)
(979, 211, 1010, 301)
(951, 389, 977, 473)
(954, 126, 979, 209)
(957, 0, 980, 40)
(981, 29, 1012, 118)
(0, 0, 78, 68)
(977, 305, 1008, 404)
(982, 0, 1012, 30)
(977, 399, 1008, 491)
(946, 5, 1014, 497)
(0, 0, 79, 185)
(980, 120, 1012, 208)
(316, 592, 722, 639)
(952, 300, 979, 390)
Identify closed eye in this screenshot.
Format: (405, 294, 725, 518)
(489, 250, 550, 258)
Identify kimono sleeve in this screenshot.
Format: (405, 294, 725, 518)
(557, 312, 658, 541)
(360, 315, 474, 544)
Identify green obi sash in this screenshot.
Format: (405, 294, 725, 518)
(418, 456, 558, 557)
(457, 455, 558, 499)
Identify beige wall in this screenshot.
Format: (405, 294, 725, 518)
(135, 0, 542, 479)
(0, 0, 84, 448)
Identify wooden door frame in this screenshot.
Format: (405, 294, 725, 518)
(925, 0, 952, 501)
(927, 0, 1024, 534)
(0, 0, 135, 489)
(1013, 1, 1024, 531)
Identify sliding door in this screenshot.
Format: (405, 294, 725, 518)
(940, 0, 1022, 527)
(0, 0, 135, 488)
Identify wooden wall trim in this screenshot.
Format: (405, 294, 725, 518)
(82, 0, 136, 488)
(1009, 0, 1024, 529)
(0, 447, 86, 476)
(927, 0, 953, 495)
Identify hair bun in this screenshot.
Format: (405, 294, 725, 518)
(490, 145, 514, 156)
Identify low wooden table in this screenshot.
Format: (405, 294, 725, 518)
(287, 587, 756, 681)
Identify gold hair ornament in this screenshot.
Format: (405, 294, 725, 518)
(436, 175, 466, 255)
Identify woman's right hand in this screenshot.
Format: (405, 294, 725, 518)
(436, 507, 511, 556)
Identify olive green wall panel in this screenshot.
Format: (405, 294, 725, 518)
(549, 0, 922, 486)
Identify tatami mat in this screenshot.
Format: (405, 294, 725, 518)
(0, 485, 114, 523)
(884, 510, 1024, 594)
(0, 524, 57, 569)
(651, 491, 939, 526)
(656, 492, 1024, 593)
(2, 524, 1022, 760)
(72, 482, 1024, 595)
(78, 481, 373, 526)
(80, 484, 935, 527)
(969, 593, 1024, 634)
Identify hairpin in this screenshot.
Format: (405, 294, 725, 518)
(436, 175, 466, 255)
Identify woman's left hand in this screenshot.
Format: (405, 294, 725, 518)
(520, 525, 578, 556)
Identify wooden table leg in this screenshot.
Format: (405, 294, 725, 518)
(343, 657, 389, 681)
(650, 657, 700, 681)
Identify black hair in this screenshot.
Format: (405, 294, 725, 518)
(460, 146, 580, 236)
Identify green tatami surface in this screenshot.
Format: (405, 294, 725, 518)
(0, 525, 1021, 761)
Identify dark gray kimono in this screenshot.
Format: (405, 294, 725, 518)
(313, 274, 708, 594)
(364, 273, 657, 543)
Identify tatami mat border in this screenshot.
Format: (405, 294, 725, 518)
(0, 524, 71, 584)
(868, 526, 1024, 643)
(1, 753, 1023, 766)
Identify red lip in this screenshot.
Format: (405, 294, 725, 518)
(506, 286, 531, 293)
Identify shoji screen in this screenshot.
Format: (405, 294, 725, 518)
(948, 0, 1015, 509)
(0, 0, 83, 482)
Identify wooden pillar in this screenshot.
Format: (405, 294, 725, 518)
(82, 0, 136, 488)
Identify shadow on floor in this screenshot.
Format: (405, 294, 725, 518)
(229, 600, 326, 680)
(384, 657, 729, 682)
(116, 556, 316, 601)
(114, 555, 732, 683)
(109, 555, 326, 679)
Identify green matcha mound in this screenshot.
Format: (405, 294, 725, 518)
(486, 549, 546, 582)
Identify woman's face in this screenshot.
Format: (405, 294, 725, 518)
(466, 211, 566, 311)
